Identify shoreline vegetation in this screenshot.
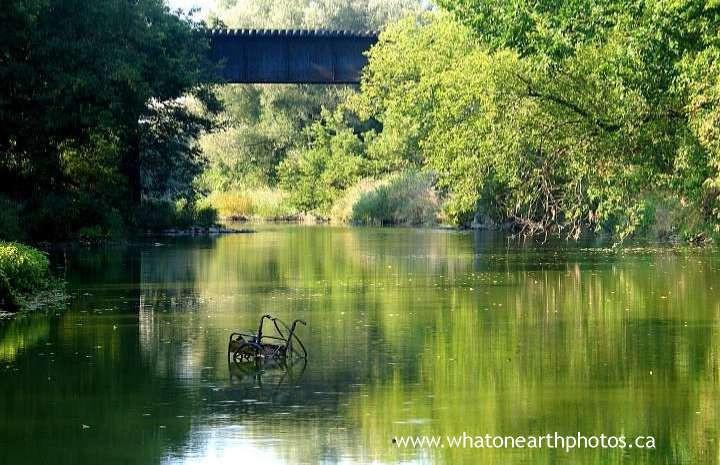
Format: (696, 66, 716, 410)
(3, 0, 720, 311)
(3, 1, 720, 246)
(0, 242, 57, 313)
(194, 1, 720, 246)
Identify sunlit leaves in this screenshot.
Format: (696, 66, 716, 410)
(339, 2, 720, 239)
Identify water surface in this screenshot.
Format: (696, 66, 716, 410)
(1, 226, 719, 464)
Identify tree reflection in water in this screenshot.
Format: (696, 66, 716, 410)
(1, 227, 719, 465)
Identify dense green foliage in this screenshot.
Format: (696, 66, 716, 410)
(278, 111, 367, 213)
(199, 0, 423, 215)
(135, 199, 218, 232)
(3, 0, 719, 241)
(285, 2, 720, 240)
(0, 0, 219, 239)
(0, 242, 49, 311)
(341, 172, 440, 226)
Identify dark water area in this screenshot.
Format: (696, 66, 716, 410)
(1, 225, 719, 464)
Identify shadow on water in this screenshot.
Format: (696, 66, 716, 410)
(0, 226, 719, 464)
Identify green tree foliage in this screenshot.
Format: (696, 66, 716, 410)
(0, 242, 49, 311)
(141, 97, 219, 201)
(211, 0, 421, 30)
(683, 42, 720, 223)
(198, 0, 424, 195)
(278, 111, 366, 213)
(296, 2, 720, 239)
(424, 0, 720, 238)
(200, 84, 354, 190)
(0, 0, 219, 239)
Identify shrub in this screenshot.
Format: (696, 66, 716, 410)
(134, 199, 178, 230)
(77, 226, 106, 243)
(633, 194, 713, 243)
(205, 188, 297, 220)
(194, 205, 218, 228)
(173, 199, 196, 229)
(330, 178, 387, 224)
(333, 172, 440, 226)
(22, 193, 126, 240)
(134, 199, 219, 231)
(0, 242, 50, 311)
(278, 112, 365, 214)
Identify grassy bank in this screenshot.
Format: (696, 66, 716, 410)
(202, 188, 299, 222)
(202, 172, 441, 227)
(0, 242, 50, 312)
(199, 174, 716, 245)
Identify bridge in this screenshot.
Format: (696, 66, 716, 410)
(206, 29, 379, 84)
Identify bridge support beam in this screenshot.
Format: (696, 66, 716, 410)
(207, 29, 378, 85)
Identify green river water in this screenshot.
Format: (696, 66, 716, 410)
(1, 225, 719, 464)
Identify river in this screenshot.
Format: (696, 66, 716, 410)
(1, 225, 719, 464)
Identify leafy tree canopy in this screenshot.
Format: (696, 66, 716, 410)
(0, 0, 218, 238)
(290, 1, 720, 239)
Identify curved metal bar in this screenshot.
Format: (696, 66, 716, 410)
(272, 318, 288, 342)
(273, 318, 307, 358)
(287, 319, 307, 358)
(257, 314, 273, 342)
(270, 317, 305, 358)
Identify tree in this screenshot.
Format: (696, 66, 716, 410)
(0, 0, 219, 238)
(293, 2, 720, 239)
(278, 110, 366, 213)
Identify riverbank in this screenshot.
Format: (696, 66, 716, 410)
(204, 182, 717, 245)
(144, 225, 255, 237)
(203, 172, 442, 228)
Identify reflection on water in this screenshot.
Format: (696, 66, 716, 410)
(1, 226, 720, 464)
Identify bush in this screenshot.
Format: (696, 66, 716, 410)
(194, 205, 218, 228)
(22, 192, 126, 240)
(0, 242, 50, 311)
(77, 226, 106, 243)
(134, 199, 219, 231)
(134, 199, 178, 230)
(205, 188, 297, 220)
(333, 172, 440, 226)
(631, 194, 713, 243)
(330, 178, 387, 224)
(278, 113, 365, 214)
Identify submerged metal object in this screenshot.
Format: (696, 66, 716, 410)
(228, 314, 307, 363)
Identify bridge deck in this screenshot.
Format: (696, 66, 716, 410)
(206, 29, 379, 84)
